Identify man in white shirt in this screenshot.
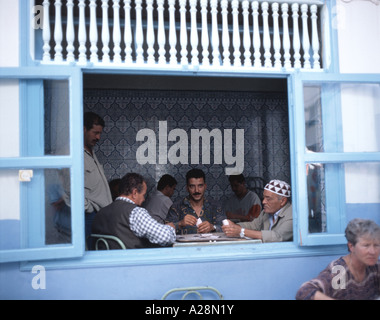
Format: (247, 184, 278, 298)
(144, 174, 177, 224)
(83, 112, 112, 247)
(224, 174, 262, 222)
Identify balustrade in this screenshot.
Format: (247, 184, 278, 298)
(38, 0, 323, 71)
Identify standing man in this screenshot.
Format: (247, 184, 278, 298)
(144, 174, 177, 224)
(167, 168, 226, 234)
(222, 179, 293, 242)
(83, 112, 112, 247)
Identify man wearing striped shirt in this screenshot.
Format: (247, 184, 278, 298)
(92, 173, 176, 249)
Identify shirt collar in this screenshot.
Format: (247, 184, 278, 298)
(269, 210, 281, 230)
(116, 196, 135, 205)
(183, 196, 209, 208)
(84, 148, 95, 159)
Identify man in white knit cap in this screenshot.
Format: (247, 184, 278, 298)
(222, 179, 293, 243)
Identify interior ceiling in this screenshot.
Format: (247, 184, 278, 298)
(83, 74, 287, 92)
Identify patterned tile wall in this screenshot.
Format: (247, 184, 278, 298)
(84, 89, 290, 202)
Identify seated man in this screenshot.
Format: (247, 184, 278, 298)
(91, 172, 176, 249)
(224, 174, 262, 222)
(144, 174, 177, 224)
(222, 179, 292, 243)
(166, 168, 226, 234)
(109, 178, 121, 201)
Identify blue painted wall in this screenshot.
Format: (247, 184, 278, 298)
(346, 203, 380, 225)
(0, 254, 337, 300)
(0, 202, 378, 300)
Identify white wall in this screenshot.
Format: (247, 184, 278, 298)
(336, 0, 380, 74)
(0, 0, 20, 220)
(0, 0, 19, 67)
(336, 0, 380, 204)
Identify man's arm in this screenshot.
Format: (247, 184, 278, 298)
(130, 207, 176, 246)
(226, 211, 248, 221)
(226, 204, 261, 222)
(166, 204, 197, 233)
(312, 291, 334, 300)
(222, 220, 262, 240)
(246, 204, 262, 221)
(211, 203, 227, 233)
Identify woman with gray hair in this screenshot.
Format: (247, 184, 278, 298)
(296, 219, 380, 300)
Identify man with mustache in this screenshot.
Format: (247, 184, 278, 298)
(83, 112, 112, 247)
(222, 179, 293, 242)
(166, 168, 226, 234)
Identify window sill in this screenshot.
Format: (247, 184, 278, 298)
(20, 241, 347, 271)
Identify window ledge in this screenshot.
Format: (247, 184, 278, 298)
(20, 241, 347, 271)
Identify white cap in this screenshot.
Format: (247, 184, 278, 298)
(264, 180, 291, 198)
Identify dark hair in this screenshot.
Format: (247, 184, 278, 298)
(119, 173, 146, 196)
(109, 178, 122, 201)
(157, 174, 177, 191)
(228, 174, 246, 184)
(186, 168, 205, 184)
(84, 112, 105, 130)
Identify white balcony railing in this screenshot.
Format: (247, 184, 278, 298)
(37, 0, 323, 71)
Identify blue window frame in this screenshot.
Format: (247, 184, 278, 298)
(2, 0, 377, 270)
(293, 72, 380, 246)
(0, 67, 85, 263)
(3, 68, 379, 268)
